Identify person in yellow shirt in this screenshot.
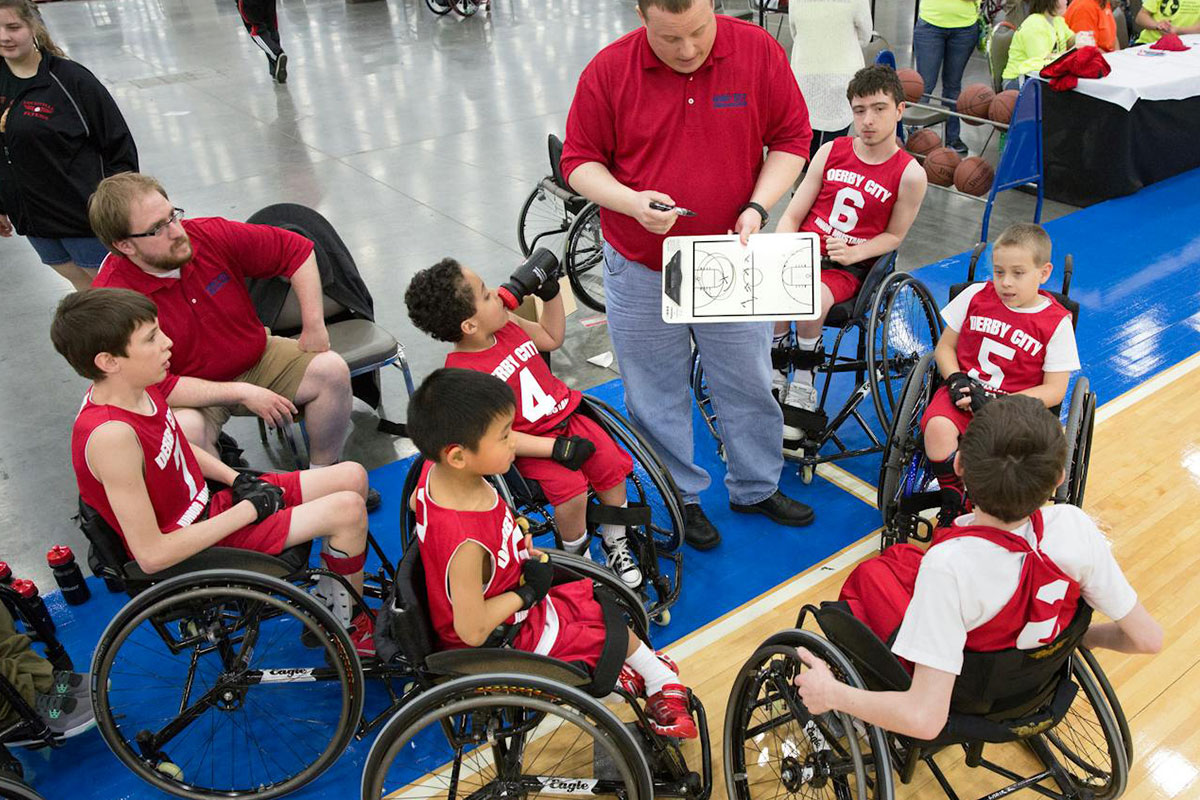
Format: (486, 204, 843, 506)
(1135, 0, 1200, 44)
(1002, 0, 1075, 86)
(913, 0, 980, 155)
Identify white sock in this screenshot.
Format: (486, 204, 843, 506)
(625, 641, 677, 698)
(796, 335, 820, 351)
(560, 534, 588, 555)
(772, 332, 790, 347)
(599, 503, 628, 546)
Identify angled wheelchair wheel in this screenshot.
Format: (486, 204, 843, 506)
(564, 203, 606, 313)
(690, 348, 726, 462)
(451, 0, 479, 15)
(517, 182, 574, 258)
(1028, 651, 1129, 800)
(724, 629, 894, 800)
(1055, 378, 1096, 507)
(361, 673, 654, 800)
(399, 456, 426, 553)
(92, 570, 364, 800)
(0, 776, 42, 800)
(866, 273, 941, 434)
(876, 352, 939, 544)
(424, 0, 452, 15)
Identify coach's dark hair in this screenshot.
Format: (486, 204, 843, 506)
(637, 0, 711, 14)
(405, 258, 478, 343)
(846, 64, 906, 106)
(51, 288, 159, 381)
(959, 395, 1067, 523)
(408, 368, 515, 461)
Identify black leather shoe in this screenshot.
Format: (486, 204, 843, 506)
(730, 490, 815, 527)
(366, 488, 381, 513)
(683, 504, 721, 550)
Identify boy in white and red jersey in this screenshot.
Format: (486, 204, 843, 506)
(775, 65, 928, 419)
(794, 396, 1162, 741)
(406, 368, 698, 738)
(52, 288, 376, 655)
(924, 222, 1080, 525)
(405, 257, 644, 589)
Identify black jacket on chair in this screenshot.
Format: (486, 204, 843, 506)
(0, 53, 138, 237)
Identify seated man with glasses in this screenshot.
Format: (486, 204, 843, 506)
(87, 173, 377, 508)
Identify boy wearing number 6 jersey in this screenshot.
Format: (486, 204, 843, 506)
(405, 259, 641, 590)
(922, 223, 1080, 526)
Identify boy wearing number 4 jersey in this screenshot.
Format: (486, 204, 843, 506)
(405, 259, 642, 590)
(923, 222, 1080, 526)
(774, 65, 928, 426)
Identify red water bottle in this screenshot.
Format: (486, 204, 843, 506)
(47, 546, 91, 606)
(11, 579, 55, 634)
(0, 562, 12, 587)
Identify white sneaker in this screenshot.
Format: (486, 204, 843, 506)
(312, 574, 353, 628)
(782, 380, 819, 412)
(602, 536, 643, 590)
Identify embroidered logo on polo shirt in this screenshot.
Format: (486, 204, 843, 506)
(712, 93, 747, 109)
(206, 271, 231, 296)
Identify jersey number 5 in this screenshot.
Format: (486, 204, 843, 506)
(969, 338, 1016, 390)
(519, 369, 558, 424)
(830, 187, 865, 234)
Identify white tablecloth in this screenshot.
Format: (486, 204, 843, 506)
(1071, 34, 1200, 110)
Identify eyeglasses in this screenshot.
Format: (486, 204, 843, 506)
(127, 208, 185, 239)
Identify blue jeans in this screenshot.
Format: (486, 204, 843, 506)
(913, 18, 979, 144)
(26, 235, 110, 271)
(602, 243, 782, 506)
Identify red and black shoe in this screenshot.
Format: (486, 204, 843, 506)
(616, 651, 679, 698)
(646, 684, 698, 739)
(348, 611, 375, 658)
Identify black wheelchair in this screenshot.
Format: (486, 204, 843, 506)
(360, 541, 713, 800)
(78, 490, 416, 800)
(692, 252, 942, 482)
(877, 244, 1096, 549)
(399, 395, 688, 626)
(516, 135, 606, 313)
(725, 600, 1130, 800)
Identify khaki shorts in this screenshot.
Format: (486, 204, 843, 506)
(200, 335, 318, 431)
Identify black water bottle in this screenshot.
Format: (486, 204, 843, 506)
(11, 579, 55, 634)
(47, 546, 90, 606)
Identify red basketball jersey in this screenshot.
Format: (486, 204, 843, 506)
(936, 511, 1082, 651)
(799, 137, 914, 258)
(72, 387, 210, 555)
(445, 321, 580, 435)
(953, 283, 1073, 394)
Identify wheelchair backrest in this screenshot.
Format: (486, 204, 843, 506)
(76, 497, 131, 583)
(379, 544, 438, 667)
(548, 134, 569, 192)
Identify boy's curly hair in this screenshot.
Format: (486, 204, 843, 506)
(405, 258, 476, 343)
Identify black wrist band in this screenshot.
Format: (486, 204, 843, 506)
(739, 201, 768, 226)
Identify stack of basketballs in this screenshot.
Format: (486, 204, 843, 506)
(896, 68, 1020, 199)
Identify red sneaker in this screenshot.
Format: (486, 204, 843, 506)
(645, 684, 698, 739)
(349, 611, 375, 658)
(617, 651, 680, 698)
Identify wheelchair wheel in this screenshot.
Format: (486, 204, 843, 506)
(690, 349, 726, 462)
(876, 352, 938, 540)
(451, 0, 479, 15)
(564, 203, 606, 313)
(0, 776, 42, 800)
(92, 570, 364, 800)
(361, 672, 654, 800)
(724, 629, 894, 800)
(399, 456, 426, 552)
(517, 182, 573, 258)
(1055, 378, 1096, 507)
(424, 0, 452, 15)
(1028, 651, 1129, 800)
(866, 273, 941, 433)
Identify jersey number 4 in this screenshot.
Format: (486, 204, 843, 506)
(519, 369, 558, 424)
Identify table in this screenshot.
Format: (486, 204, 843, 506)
(1043, 35, 1200, 206)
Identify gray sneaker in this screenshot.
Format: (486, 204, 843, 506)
(10, 692, 96, 743)
(50, 670, 87, 698)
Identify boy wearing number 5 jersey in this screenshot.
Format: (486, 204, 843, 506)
(923, 223, 1080, 526)
(774, 65, 927, 417)
(405, 259, 642, 590)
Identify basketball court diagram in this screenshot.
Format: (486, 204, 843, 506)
(661, 233, 821, 323)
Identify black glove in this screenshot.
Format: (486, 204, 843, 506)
(232, 474, 285, 523)
(513, 556, 554, 610)
(966, 381, 997, 413)
(945, 372, 975, 408)
(551, 435, 596, 471)
(497, 248, 561, 309)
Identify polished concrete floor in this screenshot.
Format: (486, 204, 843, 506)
(0, 0, 1069, 588)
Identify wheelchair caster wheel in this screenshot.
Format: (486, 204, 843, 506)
(652, 609, 671, 626)
(800, 464, 815, 484)
(155, 762, 183, 781)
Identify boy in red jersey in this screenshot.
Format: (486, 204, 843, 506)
(52, 288, 375, 655)
(924, 222, 1080, 525)
(794, 396, 1161, 740)
(774, 65, 928, 427)
(406, 368, 698, 738)
(405, 258, 644, 589)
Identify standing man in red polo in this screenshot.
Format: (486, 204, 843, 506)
(87, 173, 377, 508)
(561, 0, 815, 550)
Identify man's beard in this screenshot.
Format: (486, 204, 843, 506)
(140, 237, 193, 271)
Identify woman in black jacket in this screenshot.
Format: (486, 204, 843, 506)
(0, 0, 137, 290)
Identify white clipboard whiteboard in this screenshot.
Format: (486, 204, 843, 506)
(661, 232, 822, 323)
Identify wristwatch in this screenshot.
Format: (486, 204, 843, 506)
(739, 201, 769, 227)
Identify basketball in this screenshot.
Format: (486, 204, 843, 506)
(957, 83, 995, 125)
(905, 128, 943, 156)
(924, 146, 961, 187)
(897, 68, 925, 103)
(954, 156, 995, 196)
(989, 90, 1019, 125)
